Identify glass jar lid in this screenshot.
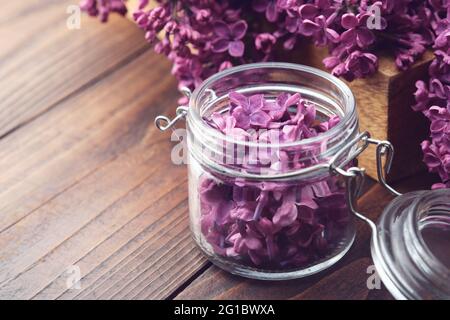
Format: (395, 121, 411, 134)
(371, 189, 450, 300)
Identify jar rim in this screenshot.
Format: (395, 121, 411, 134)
(409, 190, 450, 274)
(188, 62, 356, 149)
(372, 189, 450, 299)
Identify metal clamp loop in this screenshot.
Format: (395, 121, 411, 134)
(155, 106, 188, 131)
(154, 87, 192, 132)
(368, 138, 402, 196)
(345, 167, 378, 233)
(331, 135, 402, 228)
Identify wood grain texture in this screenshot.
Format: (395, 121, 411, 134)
(0, 0, 149, 138)
(0, 5, 207, 299)
(387, 59, 431, 179)
(290, 258, 376, 300)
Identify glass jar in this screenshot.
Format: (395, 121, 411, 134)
(184, 63, 359, 280)
(156, 62, 450, 298)
(372, 189, 450, 299)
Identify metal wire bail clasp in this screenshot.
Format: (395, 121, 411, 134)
(154, 87, 192, 131)
(329, 133, 402, 229)
(368, 138, 402, 197)
(155, 106, 188, 131)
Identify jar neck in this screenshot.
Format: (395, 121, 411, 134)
(374, 190, 450, 299)
(187, 63, 358, 180)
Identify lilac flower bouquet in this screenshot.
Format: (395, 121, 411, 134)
(80, 0, 450, 186)
(413, 4, 450, 189)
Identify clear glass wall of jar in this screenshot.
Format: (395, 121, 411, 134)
(186, 63, 359, 280)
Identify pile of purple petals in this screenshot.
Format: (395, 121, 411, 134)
(199, 92, 349, 269)
(205, 92, 340, 174)
(199, 176, 350, 268)
(413, 4, 450, 189)
(207, 91, 340, 142)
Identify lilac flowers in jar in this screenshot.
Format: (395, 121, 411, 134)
(182, 63, 360, 280)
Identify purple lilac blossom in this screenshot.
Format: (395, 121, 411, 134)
(80, 0, 128, 22)
(82, 1, 440, 97)
(199, 92, 348, 269)
(81, 1, 449, 186)
(211, 20, 248, 57)
(414, 3, 450, 189)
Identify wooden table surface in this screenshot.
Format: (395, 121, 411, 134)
(0, 1, 438, 300)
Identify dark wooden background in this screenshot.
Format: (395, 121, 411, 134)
(0, 1, 437, 300)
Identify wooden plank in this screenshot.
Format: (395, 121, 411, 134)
(0, 46, 207, 299)
(0, 0, 149, 138)
(176, 173, 437, 300)
(0, 50, 166, 235)
(290, 258, 375, 300)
